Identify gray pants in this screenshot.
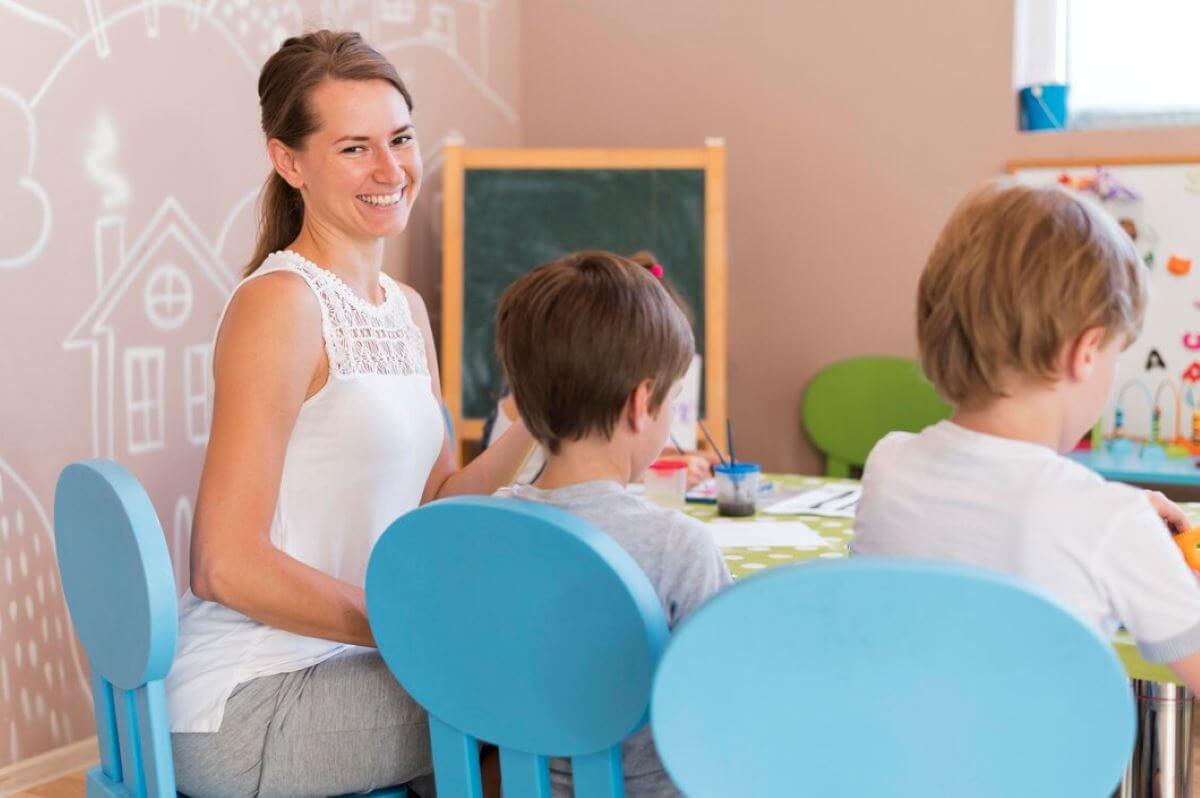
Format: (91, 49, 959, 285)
(172, 648, 434, 798)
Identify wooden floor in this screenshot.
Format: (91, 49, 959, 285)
(7, 769, 85, 798)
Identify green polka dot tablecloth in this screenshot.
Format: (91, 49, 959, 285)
(683, 473, 1196, 685)
(682, 474, 854, 574)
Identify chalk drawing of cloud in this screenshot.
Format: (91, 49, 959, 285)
(0, 86, 51, 270)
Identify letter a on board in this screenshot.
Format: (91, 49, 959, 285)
(1146, 349, 1166, 371)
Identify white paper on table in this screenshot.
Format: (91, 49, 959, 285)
(762, 485, 860, 518)
(708, 520, 830, 549)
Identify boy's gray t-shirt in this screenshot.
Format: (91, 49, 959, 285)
(494, 480, 733, 798)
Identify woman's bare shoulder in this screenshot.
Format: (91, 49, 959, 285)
(217, 270, 323, 355)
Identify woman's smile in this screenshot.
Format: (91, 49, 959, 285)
(356, 187, 407, 208)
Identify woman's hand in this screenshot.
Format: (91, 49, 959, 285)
(1147, 490, 1191, 535)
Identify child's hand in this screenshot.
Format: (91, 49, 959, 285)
(681, 455, 713, 488)
(655, 454, 713, 488)
(1146, 490, 1190, 535)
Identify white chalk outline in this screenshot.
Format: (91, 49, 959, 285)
(0, 86, 52, 269)
(144, 0, 160, 38)
(422, 2, 456, 52)
(34, 0, 257, 109)
(124, 346, 167, 455)
(371, 0, 518, 125)
(377, 0, 417, 25)
(0, 1, 78, 38)
(65, 198, 236, 459)
(83, 0, 110, 58)
(0, 458, 92, 706)
(84, 112, 132, 211)
(376, 37, 516, 123)
(143, 263, 194, 331)
(214, 184, 260, 260)
(182, 344, 212, 446)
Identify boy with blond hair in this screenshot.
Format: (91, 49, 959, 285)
(853, 179, 1200, 690)
(494, 250, 732, 798)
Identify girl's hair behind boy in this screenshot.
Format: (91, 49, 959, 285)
(495, 250, 694, 454)
(627, 250, 695, 327)
(918, 179, 1147, 409)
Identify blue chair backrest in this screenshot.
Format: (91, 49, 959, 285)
(55, 460, 179, 797)
(366, 496, 670, 798)
(650, 559, 1136, 798)
(54, 460, 409, 798)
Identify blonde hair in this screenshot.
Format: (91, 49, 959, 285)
(917, 179, 1147, 408)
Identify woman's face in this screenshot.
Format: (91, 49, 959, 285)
(288, 78, 422, 242)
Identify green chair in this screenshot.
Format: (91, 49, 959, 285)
(802, 356, 951, 477)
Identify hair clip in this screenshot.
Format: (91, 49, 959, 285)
(649, 262, 664, 278)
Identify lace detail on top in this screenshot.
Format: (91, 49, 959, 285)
(264, 250, 429, 378)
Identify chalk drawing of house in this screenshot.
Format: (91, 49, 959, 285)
(64, 197, 234, 461)
(63, 198, 235, 594)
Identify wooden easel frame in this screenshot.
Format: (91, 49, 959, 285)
(441, 138, 729, 462)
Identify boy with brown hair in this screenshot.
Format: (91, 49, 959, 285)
(494, 250, 731, 798)
(853, 179, 1200, 691)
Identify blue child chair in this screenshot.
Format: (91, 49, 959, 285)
(365, 496, 670, 798)
(55, 460, 180, 797)
(650, 559, 1136, 798)
(53, 460, 408, 798)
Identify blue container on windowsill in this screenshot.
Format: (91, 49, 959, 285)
(1019, 83, 1069, 130)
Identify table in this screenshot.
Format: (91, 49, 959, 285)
(1068, 449, 1200, 489)
(685, 473, 1193, 798)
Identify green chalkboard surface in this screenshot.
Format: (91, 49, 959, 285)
(462, 168, 706, 418)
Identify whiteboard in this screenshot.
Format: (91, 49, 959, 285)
(1012, 161, 1200, 441)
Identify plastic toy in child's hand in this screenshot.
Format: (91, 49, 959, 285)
(1173, 527, 1200, 570)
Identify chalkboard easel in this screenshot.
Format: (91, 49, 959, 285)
(441, 139, 729, 462)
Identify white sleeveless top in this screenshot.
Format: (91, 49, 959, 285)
(166, 250, 444, 733)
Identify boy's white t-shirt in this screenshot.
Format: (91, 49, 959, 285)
(853, 420, 1200, 664)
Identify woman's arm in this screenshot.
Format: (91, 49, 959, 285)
(400, 286, 536, 503)
(189, 273, 375, 646)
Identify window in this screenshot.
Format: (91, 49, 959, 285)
(144, 264, 193, 330)
(125, 347, 165, 453)
(1014, 0, 1200, 129)
(183, 345, 212, 446)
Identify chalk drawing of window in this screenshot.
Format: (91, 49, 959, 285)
(379, 0, 417, 24)
(124, 347, 165, 454)
(183, 345, 212, 446)
(424, 4, 457, 51)
(144, 264, 193, 330)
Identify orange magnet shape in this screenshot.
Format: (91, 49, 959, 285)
(1168, 255, 1192, 275)
(1175, 527, 1200, 570)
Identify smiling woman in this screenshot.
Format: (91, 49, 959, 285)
(243, 33, 419, 278)
(163, 30, 534, 798)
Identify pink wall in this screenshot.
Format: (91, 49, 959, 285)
(519, 0, 1200, 473)
(0, 0, 519, 770)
